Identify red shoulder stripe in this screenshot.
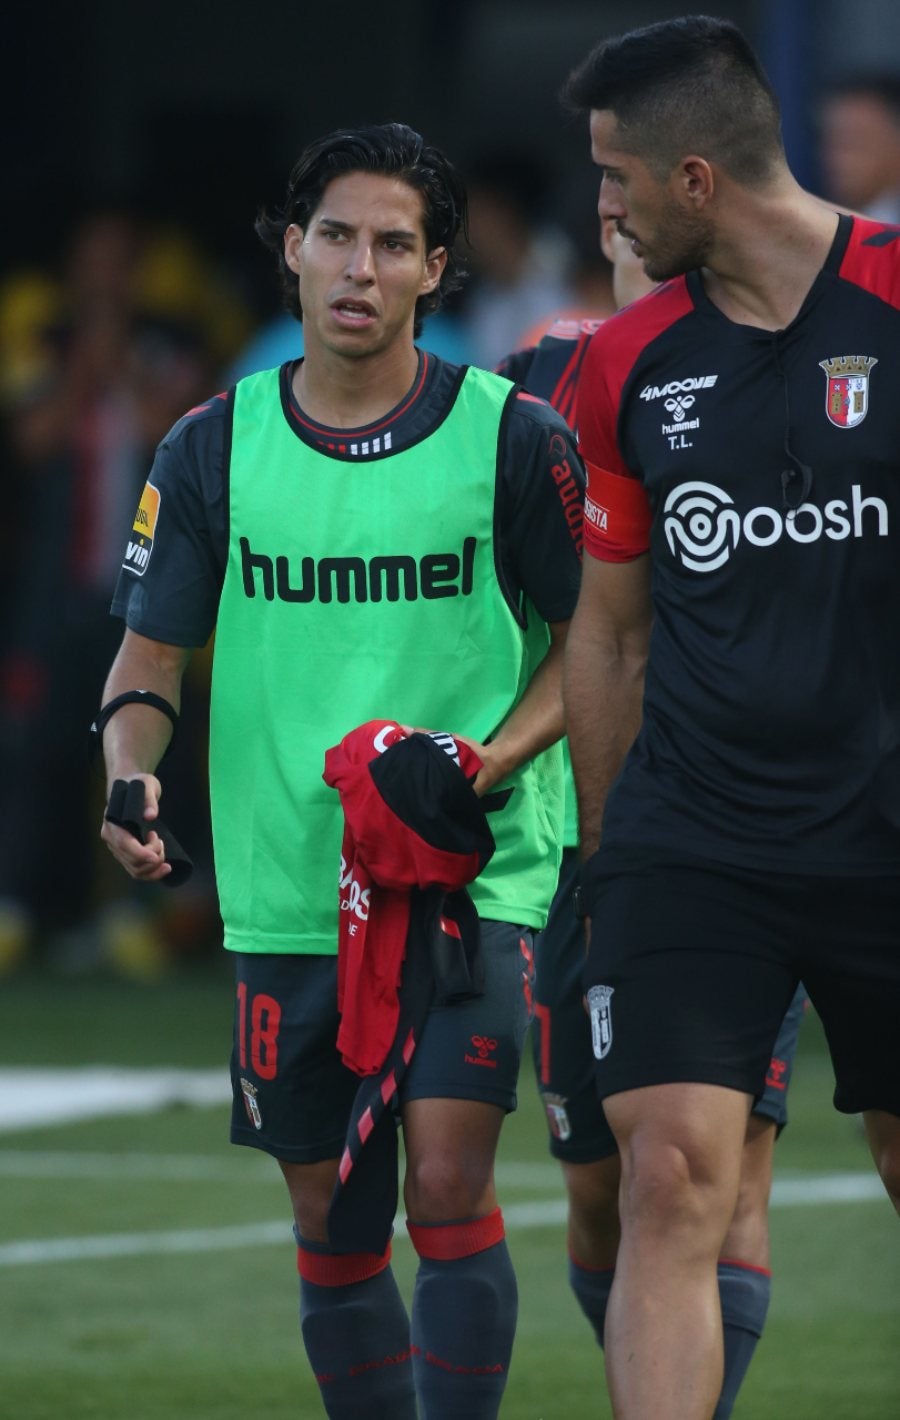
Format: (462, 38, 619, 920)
(185, 391, 227, 418)
(551, 328, 597, 426)
(577, 278, 694, 479)
(838, 217, 900, 311)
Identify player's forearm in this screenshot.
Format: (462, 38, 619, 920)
(564, 612, 646, 858)
(100, 631, 192, 786)
(476, 623, 568, 790)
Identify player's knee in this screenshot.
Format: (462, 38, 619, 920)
(564, 1159, 621, 1249)
(621, 1140, 692, 1218)
(721, 1196, 770, 1268)
(291, 1195, 331, 1242)
(732, 1157, 768, 1221)
(619, 1138, 733, 1241)
(279, 1163, 335, 1243)
(404, 1150, 492, 1221)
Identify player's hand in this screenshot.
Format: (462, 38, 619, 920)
(399, 725, 503, 797)
(451, 733, 507, 796)
(100, 773, 172, 881)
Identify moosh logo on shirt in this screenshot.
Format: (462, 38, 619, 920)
(662, 479, 888, 572)
(123, 481, 161, 576)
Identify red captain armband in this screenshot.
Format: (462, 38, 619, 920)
(583, 461, 652, 561)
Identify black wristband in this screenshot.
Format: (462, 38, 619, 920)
(89, 690, 178, 763)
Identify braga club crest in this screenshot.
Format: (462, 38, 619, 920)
(819, 354, 878, 429)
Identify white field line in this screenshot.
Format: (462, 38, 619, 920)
(0, 1066, 230, 1133)
(0, 1070, 887, 1267)
(0, 1151, 563, 1188)
(0, 1159, 886, 1268)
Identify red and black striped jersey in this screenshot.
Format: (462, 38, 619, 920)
(496, 316, 605, 432)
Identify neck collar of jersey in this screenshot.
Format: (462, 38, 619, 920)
(281, 349, 431, 456)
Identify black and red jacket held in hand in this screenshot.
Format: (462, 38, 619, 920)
(322, 719, 504, 1077)
(322, 720, 511, 1254)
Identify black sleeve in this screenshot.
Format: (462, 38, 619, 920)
(110, 402, 229, 647)
(494, 348, 536, 384)
(496, 391, 585, 623)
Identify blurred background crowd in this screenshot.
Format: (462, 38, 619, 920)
(3, 0, 900, 980)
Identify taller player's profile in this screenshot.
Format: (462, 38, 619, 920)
(562, 14, 900, 1420)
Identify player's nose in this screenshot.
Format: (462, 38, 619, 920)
(345, 241, 376, 283)
(598, 180, 625, 223)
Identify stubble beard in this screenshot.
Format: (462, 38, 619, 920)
(641, 202, 713, 283)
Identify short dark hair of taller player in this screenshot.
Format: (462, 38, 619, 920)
(562, 14, 785, 186)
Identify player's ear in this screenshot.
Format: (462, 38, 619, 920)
(284, 224, 305, 275)
(680, 156, 714, 207)
(422, 246, 448, 294)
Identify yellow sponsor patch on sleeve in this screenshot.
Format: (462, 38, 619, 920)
(123, 480, 161, 576)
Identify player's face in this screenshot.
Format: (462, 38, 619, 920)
(600, 215, 655, 308)
(284, 171, 447, 360)
(590, 109, 712, 283)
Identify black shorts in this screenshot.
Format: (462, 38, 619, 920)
(229, 919, 536, 1163)
(581, 846, 900, 1118)
(532, 850, 808, 1162)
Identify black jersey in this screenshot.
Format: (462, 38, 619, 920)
(577, 214, 900, 875)
(496, 316, 605, 435)
(112, 350, 584, 647)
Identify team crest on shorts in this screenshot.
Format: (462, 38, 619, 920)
(587, 985, 615, 1060)
(818, 354, 877, 429)
(240, 1077, 262, 1129)
(542, 1092, 572, 1141)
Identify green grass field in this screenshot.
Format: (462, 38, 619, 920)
(1, 965, 897, 1419)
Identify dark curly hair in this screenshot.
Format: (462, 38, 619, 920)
(255, 122, 468, 339)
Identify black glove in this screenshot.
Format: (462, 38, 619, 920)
(105, 778, 193, 888)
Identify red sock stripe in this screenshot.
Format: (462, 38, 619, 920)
(568, 1249, 615, 1275)
(297, 1242, 392, 1286)
(406, 1206, 505, 1260)
(718, 1256, 772, 1278)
